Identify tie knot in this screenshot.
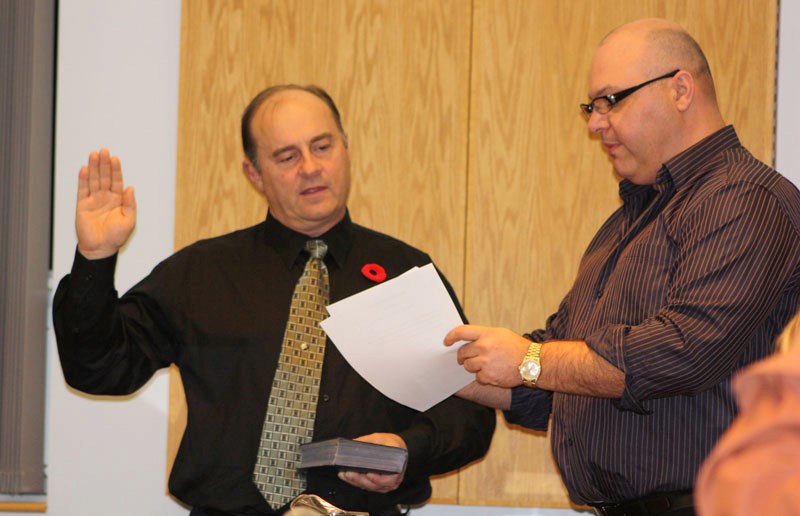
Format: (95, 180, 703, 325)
(305, 239, 328, 260)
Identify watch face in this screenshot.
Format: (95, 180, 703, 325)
(520, 360, 541, 380)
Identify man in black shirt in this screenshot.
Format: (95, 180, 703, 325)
(53, 85, 495, 515)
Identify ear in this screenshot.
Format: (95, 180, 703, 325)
(672, 70, 694, 112)
(242, 159, 265, 193)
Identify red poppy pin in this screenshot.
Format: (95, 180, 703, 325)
(361, 263, 387, 283)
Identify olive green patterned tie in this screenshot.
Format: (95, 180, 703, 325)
(253, 239, 329, 508)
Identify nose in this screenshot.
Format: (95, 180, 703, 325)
(586, 110, 608, 134)
(299, 149, 321, 175)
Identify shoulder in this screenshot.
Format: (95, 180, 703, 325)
(681, 148, 800, 227)
(157, 222, 266, 270)
(349, 222, 432, 264)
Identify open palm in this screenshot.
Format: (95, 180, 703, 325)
(76, 148, 136, 260)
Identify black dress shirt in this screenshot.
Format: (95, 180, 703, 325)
(506, 126, 800, 504)
(53, 211, 495, 515)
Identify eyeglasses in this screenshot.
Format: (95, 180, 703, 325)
(580, 69, 680, 117)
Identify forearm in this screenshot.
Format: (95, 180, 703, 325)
(52, 250, 120, 362)
(52, 249, 163, 394)
(401, 396, 496, 476)
(539, 340, 625, 397)
(457, 381, 511, 410)
(450, 326, 625, 397)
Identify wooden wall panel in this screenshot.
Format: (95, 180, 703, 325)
(173, 0, 777, 509)
(174, 0, 472, 287)
(172, 0, 472, 504)
(462, 0, 777, 508)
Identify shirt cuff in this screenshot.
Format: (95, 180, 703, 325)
(503, 385, 552, 431)
(69, 247, 118, 301)
(585, 325, 650, 414)
(396, 421, 434, 476)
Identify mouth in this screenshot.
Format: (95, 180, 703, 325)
(301, 186, 327, 196)
(602, 141, 620, 156)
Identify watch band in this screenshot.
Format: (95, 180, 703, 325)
(519, 341, 543, 388)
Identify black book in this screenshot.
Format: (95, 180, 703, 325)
(298, 438, 408, 473)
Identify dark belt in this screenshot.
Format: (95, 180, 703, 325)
(371, 506, 408, 516)
(190, 504, 407, 516)
(190, 509, 263, 516)
(591, 491, 695, 516)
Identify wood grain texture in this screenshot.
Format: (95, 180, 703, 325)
(172, 0, 777, 508)
(175, 0, 471, 289)
(0, 503, 45, 512)
(463, 0, 620, 507)
(461, 0, 777, 508)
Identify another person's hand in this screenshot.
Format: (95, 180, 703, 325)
(76, 148, 136, 260)
(337, 433, 406, 493)
(445, 324, 530, 388)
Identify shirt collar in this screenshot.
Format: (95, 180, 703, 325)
(263, 210, 354, 271)
(660, 125, 741, 191)
(619, 125, 741, 201)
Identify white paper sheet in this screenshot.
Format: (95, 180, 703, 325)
(320, 263, 473, 411)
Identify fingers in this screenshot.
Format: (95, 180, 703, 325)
(122, 186, 136, 214)
(353, 432, 406, 449)
(444, 324, 485, 346)
(337, 470, 404, 493)
(82, 148, 122, 196)
(448, 326, 531, 387)
(110, 154, 124, 194)
(99, 148, 112, 191)
(338, 433, 406, 492)
(87, 151, 100, 193)
(77, 165, 90, 202)
(457, 343, 477, 367)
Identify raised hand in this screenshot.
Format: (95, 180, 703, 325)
(76, 148, 136, 260)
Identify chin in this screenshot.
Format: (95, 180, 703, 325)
(613, 163, 647, 185)
(303, 207, 345, 226)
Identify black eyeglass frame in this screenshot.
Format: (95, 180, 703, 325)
(580, 69, 680, 117)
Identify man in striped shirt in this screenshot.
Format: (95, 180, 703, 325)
(445, 17, 800, 516)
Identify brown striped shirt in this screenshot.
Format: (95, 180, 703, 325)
(506, 125, 800, 505)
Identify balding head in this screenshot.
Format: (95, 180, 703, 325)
(600, 18, 717, 103)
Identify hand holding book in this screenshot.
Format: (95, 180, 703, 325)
(299, 437, 408, 474)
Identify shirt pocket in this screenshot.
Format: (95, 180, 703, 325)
(606, 225, 675, 324)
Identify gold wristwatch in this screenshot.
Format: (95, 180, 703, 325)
(518, 341, 543, 388)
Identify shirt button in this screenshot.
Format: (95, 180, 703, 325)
(322, 394, 330, 402)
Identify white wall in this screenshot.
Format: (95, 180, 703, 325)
(45, 1, 184, 515)
(777, 1, 800, 184)
(31, 1, 799, 515)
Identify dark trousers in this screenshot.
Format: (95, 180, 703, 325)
(591, 490, 695, 516)
(190, 508, 276, 516)
(190, 505, 406, 516)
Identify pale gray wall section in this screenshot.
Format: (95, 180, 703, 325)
(777, 1, 800, 185)
(44, 0, 184, 515)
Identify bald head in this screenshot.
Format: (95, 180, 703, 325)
(599, 18, 717, 102)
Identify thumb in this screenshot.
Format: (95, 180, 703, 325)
(122, 186, 136, 215)
(445, 324, 478, 346)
